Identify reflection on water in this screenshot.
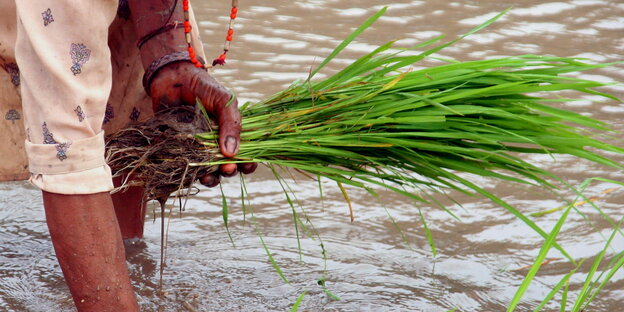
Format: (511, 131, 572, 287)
(1, 1, 624, 311)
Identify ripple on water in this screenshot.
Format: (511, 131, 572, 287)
(512, 2, 576, 16)
(593, 17, 624, 30)
(1, 0, 624, 311)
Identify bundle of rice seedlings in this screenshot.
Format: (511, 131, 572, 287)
(106, 9, 623, 236)
(106, 105, 217, 199)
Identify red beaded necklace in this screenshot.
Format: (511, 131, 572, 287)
(182, 0, 238, 68)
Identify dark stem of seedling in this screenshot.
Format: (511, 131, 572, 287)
(157, 196, 167, 297)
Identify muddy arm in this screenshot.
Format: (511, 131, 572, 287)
(43, 191, 139, 311)
(127, 0, 256, 181)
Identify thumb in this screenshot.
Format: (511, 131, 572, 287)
(216, 96, 241, 158)
(195, 81, 241, 158)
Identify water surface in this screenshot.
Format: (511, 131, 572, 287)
(1, 1, 623, 311)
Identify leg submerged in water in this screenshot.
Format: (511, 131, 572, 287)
(111, 176, 148, 240)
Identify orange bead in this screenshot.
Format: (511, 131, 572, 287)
(226, 35, 233, 41)
(230, 13, 237, 19)
(227, 29, 234, 35)
(231, 8, 238, 14)
(194, 62, 203, 68)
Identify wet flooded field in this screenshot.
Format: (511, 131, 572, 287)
(1, 1, 623, 311)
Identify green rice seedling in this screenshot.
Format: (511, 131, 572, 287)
(503, 178, 624, 311)
(290, 290, 308, 312)
(187, 8, 623, 262)
(104, 6, 624, 309)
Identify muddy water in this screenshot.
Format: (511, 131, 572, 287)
(1, 1, 624, 311)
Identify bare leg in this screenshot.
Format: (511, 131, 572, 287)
(111, 177, 147, 240)
(43, 191, 139, 312)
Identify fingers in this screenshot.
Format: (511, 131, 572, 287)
(215, 163, 255, 178)
(155, 62, 241, 158)
(198, 163, 255, 188)
(199, 173, 221, 188)
(193, 76, 241, 158)
(239, 162, 258, 175)
(214, 95, 241, 158)
(220, 163, 238, 177)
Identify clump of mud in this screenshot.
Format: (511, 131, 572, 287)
(105, 106, 218, 201)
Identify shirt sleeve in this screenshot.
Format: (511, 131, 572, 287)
(14, 0, 119, 194)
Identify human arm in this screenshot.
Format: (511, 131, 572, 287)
(43, 191, 139, 311)
(127, 0, 257, 183)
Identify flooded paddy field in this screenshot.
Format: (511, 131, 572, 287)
(1, 1, 623, 311)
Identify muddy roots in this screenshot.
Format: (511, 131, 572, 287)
(105, 106, 218, 201)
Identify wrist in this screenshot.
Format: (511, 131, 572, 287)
(139, 35, 189, 73)
(143, 52, 205, 95)
(128, 0, 209, 94)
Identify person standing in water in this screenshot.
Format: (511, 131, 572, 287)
(0, 0, 255, 310)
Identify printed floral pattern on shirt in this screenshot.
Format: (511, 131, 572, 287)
(55, 142, 72, 161)
(129, 107, 140, 121)
(74, 106, 85, 122)
(42, 122, 57, 144)
(42, 122, 71, 161)
(3, 63, 20, 86)
(42, 8, 54, 26)
(70, 43, 91, 75)
(5, 109, 20, 124)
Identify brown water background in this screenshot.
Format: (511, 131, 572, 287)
(1, 1, 623, 311)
